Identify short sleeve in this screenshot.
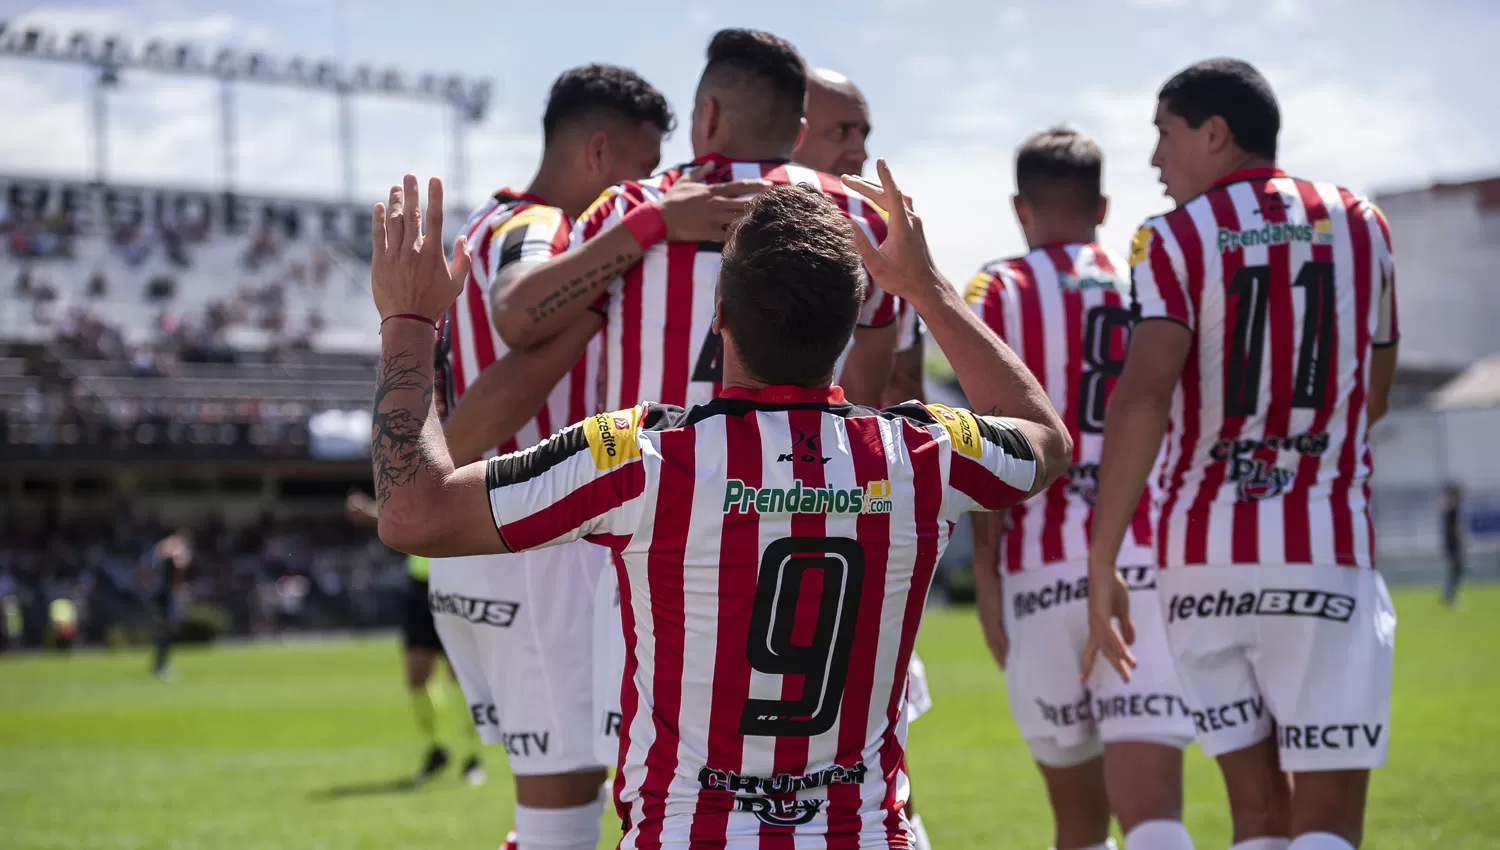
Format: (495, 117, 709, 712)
(963, 266, 1010, 345)
(484, 205, 571, 301)
(923, 403, 1039, 516)
(486, 406, 647, 551)
(1129, 220, 1195, 330)
(1368, 203, 1399, 347)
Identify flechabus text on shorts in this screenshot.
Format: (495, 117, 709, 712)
(1166, 589, 1355, 623)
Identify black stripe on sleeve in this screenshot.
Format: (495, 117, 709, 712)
(638, 402, 691, 432)
(485, 424, 588, 490)
(975, 416, 1035, 461)
(496, 222, 529, 270)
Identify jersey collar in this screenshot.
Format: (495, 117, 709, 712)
(688, 152, 790, 168)
(495, 187, 549, 206)
(718, 385, 846, 404)
(1211, 167, 1287, 189)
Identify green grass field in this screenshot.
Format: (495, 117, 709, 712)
(2, 584, 1498, 849)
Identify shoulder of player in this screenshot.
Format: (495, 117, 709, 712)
(486, 202, 568, 236)
(912, 402, 1036, 461)
(961, 258, 1021, 305)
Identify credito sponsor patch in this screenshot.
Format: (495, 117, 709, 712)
(586, 407, 640, 470)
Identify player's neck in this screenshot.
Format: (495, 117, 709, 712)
(1024, 223, 1096, 250)
(1211, 153, 1278, 186)
(525, 157, 600, 220)
(698, 138, 794, 164)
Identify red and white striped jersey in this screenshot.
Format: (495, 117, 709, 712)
(572, 154, 897, 412)
(443, 190, 602, 459)
(1130, 167, 1398, 569)
(965, 243, 1155, 572)
(895, 299, 923, 354)
(482, 387, 1039, 848)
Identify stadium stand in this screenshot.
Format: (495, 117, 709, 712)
(0, 174, 401, 649)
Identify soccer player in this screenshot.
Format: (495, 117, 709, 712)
(491, 29, 900, 409)
(363, 162, 1070, 847)
(493, 30, 900, 784)
(346, 490, 483, 785)
(148, 529, 191, 679)
(1085, 60, 1399, 850)
(428, 64, 714, 850)
(790, 67, 924, 408)
(794, 66, 935, 850)
(966, 127, 1195, 850)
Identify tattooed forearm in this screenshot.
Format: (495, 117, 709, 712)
(525, 253, 633, 325)
(371, 350, 434, 507)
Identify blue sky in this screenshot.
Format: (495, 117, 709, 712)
(2, 0, 1496, 278)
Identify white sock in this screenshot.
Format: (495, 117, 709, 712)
(1288, 834, 1355, 850)
(909, 812, 932, 850)
(512, 796, 603, 850)
(1230, 839, 1291, 850)
(1126, 819, 1194, 850)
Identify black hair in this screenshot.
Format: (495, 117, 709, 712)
(700, 28, 807, 143)
(718, 184, 863, 386)
(1158, 58, 1280, 160)
(541, 64, 674, 145)
(1015, 125, 1103, 212)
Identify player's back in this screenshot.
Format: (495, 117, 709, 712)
(556, 389, 1036, 847)
(966, 242, 1152, 571)
(445, 191, 601, 456)
(1130, 168, 1397, 568)
(573, 156, 893, 413)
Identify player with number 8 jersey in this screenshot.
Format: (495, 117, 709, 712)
(965, 127, 1195, 850)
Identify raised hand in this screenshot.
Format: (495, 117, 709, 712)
(659, 162, 772, 242)
(371, 174, 473, 324)
(841, 159, 942, 303)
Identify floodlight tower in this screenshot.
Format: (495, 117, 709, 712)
(0, 22, 492, 205)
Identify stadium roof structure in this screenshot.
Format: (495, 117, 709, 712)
(1431, 352, 1500, 411)
(0, 21, 492, 203)
(0, 22, 490, 118)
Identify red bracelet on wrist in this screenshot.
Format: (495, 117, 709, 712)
(380, 313, 439, 334)
(621, 202, 668, 250)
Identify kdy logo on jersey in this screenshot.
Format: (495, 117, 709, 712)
(723, 479, 893, 515)
(777, 428, 830, 465)
(585, 407, 640, 470)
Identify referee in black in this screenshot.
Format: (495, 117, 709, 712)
(149, 529, 192, 680)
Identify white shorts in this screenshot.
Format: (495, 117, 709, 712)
(592, 571, 935, 769)
(1003, 562, 1195, 767)
(905, 651, 932, 723)
(430, 541, 609, 776)
(1157, 564, 1396, 772)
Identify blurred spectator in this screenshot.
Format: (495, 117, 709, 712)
(1443, 483, 1466, 607)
